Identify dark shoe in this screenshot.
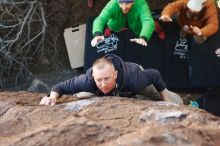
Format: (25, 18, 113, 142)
(88, 0, 94, 8)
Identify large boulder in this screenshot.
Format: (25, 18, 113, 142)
(0, 91, 219, 146)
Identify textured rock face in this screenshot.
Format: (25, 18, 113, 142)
(0, 91, 220, 146)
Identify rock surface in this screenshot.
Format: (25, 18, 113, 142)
(0, 91, 220, 146)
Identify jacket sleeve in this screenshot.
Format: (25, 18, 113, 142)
(124, 63, 165, 92)
(161, 0, 186, 17)
(92, 0, 115, 36)
(201, 2, 219, 37)
(51, 69, 94, 96)
(138, 0, 155, 41)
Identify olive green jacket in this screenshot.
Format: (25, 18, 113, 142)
(92, 0, 155, 41)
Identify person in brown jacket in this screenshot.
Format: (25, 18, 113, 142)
(160, 0, 219, 43)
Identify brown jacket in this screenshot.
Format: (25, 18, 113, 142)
(161, 0, 219, 37)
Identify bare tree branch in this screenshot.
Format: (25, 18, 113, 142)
(0, 0, 47, 87)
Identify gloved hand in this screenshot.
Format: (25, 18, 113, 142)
(39, 96, 56, 106)
(91, 35, 104, 47)
(130, 38, 147, 46)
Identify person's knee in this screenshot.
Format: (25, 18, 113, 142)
(138, 85, 161, 100)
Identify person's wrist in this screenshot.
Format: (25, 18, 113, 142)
(139, 36, 148, 42)
(50, 91, 59, 100)
(198, 31, 203, 36)
(94, 31, 102, 37)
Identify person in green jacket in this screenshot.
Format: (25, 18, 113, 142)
(91, 0, 155, 47)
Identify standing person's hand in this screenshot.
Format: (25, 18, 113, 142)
(91, 36, 104, 47)
(130, 38, 147, 46)
(215, 48, 220, 57)
(190, 25, 202, 36)
(39, 92, 59, 106)
(159, 15, 172, 22)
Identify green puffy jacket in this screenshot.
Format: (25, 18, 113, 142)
(93, 0, 155, 41)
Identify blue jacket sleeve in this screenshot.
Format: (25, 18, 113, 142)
(124, 63, 165, 92)
(51, 69, 95, 96)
